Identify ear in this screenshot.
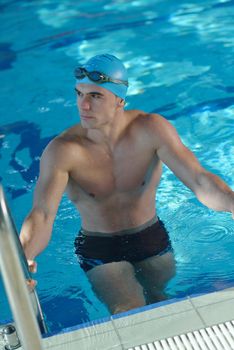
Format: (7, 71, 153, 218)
(116, 98, 125, 108)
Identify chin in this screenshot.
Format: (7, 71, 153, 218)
(80, 120, 97, 130)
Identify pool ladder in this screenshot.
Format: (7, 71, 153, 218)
(0, 185, 47, 350)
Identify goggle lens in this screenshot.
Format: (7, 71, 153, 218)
(75, 68, 104, 82)
(75, 68, 86, 79)
(88, 71, 102, 82)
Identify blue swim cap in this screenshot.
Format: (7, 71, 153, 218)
(76, 54, 128, 100)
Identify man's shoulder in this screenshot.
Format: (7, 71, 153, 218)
(59, 124, 86, 142)
(127, 110, 169, 130)
(50, 124, 86, 147)
(127, 110, 176, 150)
(42, 124, 85, 161)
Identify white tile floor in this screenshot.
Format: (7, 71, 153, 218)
(1, 287, 234, 350)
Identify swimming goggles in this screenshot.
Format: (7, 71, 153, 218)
(74, 67, 129, 87)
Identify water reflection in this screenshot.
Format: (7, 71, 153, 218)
(0, 121, 54, 198)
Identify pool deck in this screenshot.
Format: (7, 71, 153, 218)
(1, 287, 234, 350)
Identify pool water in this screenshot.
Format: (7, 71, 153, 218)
(0, 0, 233, 334)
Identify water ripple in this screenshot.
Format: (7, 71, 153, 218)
(190, 223, 232, 244)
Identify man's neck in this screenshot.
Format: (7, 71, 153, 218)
(86, 110, 128, 150)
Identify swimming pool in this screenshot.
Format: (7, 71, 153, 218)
(0, 0, 233, 334)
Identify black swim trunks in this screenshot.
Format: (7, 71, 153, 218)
(74, 217, 172, 272)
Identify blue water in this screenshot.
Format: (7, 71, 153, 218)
(0, 0, 233, 334)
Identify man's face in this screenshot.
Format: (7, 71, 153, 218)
(75, 83, 120, 129)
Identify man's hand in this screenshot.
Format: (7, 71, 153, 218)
(26, 260, 37, 292)
(28, 259, 37, 273)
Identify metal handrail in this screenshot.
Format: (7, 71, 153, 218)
(0, 185, 47, 350)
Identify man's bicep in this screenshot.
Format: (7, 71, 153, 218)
(156, 121, 204, 191)
(33, 146, 69, 217)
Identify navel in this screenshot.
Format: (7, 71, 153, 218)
(141, 180, 145, 186)
(88, 193, 95, 198)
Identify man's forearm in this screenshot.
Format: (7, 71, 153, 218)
(195, 171, 234, 214)
(20, 208, 54, 260)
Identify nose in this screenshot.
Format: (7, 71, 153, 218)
(78, 95, 91, 111)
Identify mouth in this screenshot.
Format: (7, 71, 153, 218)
(80, 115, 94, 119)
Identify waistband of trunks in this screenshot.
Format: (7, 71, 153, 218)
(80, 215, 158, 237)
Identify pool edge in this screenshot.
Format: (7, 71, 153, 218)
(39, 285, 234, 349)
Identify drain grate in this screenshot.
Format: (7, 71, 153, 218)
(127, 320, 234, 350)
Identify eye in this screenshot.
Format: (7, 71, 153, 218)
(91, 93, 101, 99)
(74, 88, 82, 96)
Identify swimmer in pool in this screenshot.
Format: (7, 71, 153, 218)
(20, 54, 234, 314)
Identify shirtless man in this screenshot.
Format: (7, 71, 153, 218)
(20, 54, 234, 315)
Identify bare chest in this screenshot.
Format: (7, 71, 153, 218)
(67, 144, 160, 200)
